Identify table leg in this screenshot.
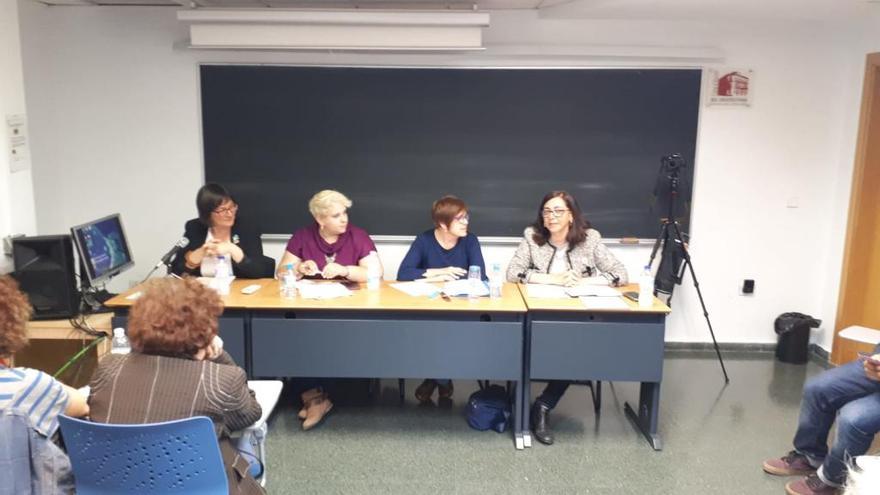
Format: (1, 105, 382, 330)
(624, 381, 662, 450)
(521, 314, 532, 448)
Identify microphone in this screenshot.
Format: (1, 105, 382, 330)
(155, 237, 190, 269)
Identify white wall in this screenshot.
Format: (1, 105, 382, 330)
(16, 2, 876, 349)
(0, 1, 37, 273)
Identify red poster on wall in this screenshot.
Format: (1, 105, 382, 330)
(707, 68, 753, 106)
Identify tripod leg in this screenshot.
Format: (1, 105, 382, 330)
(647, 222, 668, 269)
(670, 222, 730, 383)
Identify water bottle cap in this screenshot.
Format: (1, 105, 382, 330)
(286, 263, 293, 270)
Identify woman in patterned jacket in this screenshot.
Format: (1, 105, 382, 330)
(506, 191, 629, 446)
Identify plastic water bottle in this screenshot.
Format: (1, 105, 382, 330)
(111, 327, 130, 355)
(638, 265, 653, 308)
(214, 255, 231, 295)
(489, 262, 503, 299)
(366, 251, 381, 291)
(281, 263, 297, 299)
(468, 265, 482, 300)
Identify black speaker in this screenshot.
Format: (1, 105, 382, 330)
(12, 235, 80, 320)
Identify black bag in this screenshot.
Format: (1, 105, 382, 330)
(465, 384, 511, 433)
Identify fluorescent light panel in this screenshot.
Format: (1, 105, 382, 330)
(177, 8, 490, 50)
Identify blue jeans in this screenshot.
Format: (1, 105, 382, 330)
(793, 347, 880, 485)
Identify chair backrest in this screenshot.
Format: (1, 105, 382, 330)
(58, 415, 228, 495)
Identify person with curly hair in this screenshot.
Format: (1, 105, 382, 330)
(0, 275, 89, 493)
(87, 277, 264, 495)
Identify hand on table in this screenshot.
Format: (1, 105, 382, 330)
(552, 270, 581, 287)
(297, 260, 320, 277)
(321, 262, 350, 279)
(424, 267, 467, 281)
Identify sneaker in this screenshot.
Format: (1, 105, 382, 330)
(763, 451, 818, 476)
(437, 381, 454, 400)
(414, 379, 437, 403)
(784, 474, 840, 495)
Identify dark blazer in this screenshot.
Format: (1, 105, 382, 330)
(88, 351, 264, 495)
(170, 218, 273, 278)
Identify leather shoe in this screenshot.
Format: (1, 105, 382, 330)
(437, 381, 454, 400)
(302, 392, 333, 431)
(414, 379, 437, 403)
(298, 388, 323, 420)
(531, 402, 554, 445)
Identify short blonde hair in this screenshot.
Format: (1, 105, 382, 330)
(308, 190, 352, 219)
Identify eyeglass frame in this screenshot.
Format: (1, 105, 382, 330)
(212, 203, 239, 216)
(541, 208, 570, 218)
(453, 213, 470, 223)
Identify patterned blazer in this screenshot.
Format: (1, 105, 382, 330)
(506, 227, 629, 285)
(88, 351, 263, 495)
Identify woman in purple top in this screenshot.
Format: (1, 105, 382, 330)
(276, 190, 383, 431)
(276, 190, 382, 282)
(397, 196, 486, 404)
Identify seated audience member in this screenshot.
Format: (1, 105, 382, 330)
(506, 191, 628, 446)
(398, 195, 486, 403)
(0, 276, 89, 494)
(763, 348, 880, 495)
(276, 189, 383, 429)
(171, 183, 272, 278)
(87, 278, 263, 495)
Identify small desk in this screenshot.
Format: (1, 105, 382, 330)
(518, 284, 670, 450)
(107, 279, 530, 449)
(18, 314, 113, 387)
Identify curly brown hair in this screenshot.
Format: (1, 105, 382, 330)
(0, 276, 32, 358)
(128, 277, 223, 357)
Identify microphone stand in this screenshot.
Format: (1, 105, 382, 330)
(648, 160, 730, 383)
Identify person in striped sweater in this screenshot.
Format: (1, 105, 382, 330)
(0, 275, 89, 493)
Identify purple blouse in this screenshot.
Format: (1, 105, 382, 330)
(285, 223, 376, 271)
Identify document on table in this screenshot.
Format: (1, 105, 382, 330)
(443, 279, 489, 297)
(526, 284, 569, 299)
(198, 276, 236, 293)
(390, 281, 439, 297)
(296, 281, 352, 299)
(579, 296, 630, 310)
(565, 285, 620, 297)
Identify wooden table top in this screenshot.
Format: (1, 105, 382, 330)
(106, 278, 528, 313)
(517, 283, 671, 314)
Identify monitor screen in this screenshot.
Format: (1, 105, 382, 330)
(70, 214, 134, 285)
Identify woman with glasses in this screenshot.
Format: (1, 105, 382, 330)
(171, 183, 271, 279)
(506, 190, 628, 445)
(397, 195, 487, 403)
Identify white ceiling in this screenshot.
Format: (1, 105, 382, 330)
(30, 0, 880, 21)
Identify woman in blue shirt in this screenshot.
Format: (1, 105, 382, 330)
(398, 196, 486, 403)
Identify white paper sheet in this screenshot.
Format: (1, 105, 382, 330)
(525, 284, 569, 299)
(443, 279, 489, 297)
(390, 281, 440, 297)
(296, 281, 352, 299)
(579, 296, 630, 310)
(565, 285, 621, 297)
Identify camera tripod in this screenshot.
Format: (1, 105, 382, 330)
(648, 154, 729, 383)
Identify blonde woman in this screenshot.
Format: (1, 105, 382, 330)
(276, 190, 383, 430)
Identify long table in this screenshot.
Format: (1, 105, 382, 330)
(105, 279, 670, 450)
(519, 284, 671, 450)
(106, 279, 530, 448)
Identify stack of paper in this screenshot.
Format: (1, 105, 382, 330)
(443, 279, 489, 297)
(296, 282, 352, 299)
(390, 281, 439, 297)
(565, 285, 620, 297)
(525, 284, 569, 299)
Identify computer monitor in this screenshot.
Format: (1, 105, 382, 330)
(70, 213, 135, 286)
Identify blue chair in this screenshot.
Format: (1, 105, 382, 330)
(58, 415, 228, 495)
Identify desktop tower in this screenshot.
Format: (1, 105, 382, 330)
(12, 235, 80, 320)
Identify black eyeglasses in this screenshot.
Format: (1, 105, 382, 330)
(541, 208, 569, 218)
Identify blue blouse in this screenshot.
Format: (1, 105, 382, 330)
(397, 230, 487, 281)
